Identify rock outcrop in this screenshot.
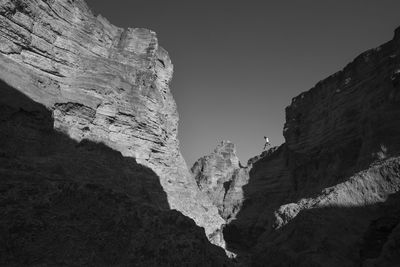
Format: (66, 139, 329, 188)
(193, 27, 400, 265)
(249, 26, 400, 265)
(192, 140, 250, 221)
(3, 0, 400, 265)
(0, 0, 228, 264)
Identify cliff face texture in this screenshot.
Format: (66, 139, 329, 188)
(191, 141, 250, 221)
(254, 27, 400, 266)
(0, 0, 227, 265)
(2, 0, 400, 265)
(194, 28, 400, 265)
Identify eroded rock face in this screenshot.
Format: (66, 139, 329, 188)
(252, 158, 400, 267)
(0, 79, 229, 265)
(218, 27, 400, 265)
(0, 0, 226, 262)
(192, 141, 250, 221)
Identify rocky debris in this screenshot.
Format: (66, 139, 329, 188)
(219, 27, 400, 265)
(0, 0, 225, 259)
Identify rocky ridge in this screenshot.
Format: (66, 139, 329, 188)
(0, 0, 228, 264)
(194, 27, 400, 265)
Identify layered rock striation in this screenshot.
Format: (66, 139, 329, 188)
(0, 0, 227, 264)
(191, 140, 250, 221)
(0, 79, 229, 265)
(193, 27, 400, 265)
(252, 27, 400, 266)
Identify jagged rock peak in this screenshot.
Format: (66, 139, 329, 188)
(192, 141, 240, 190)
(213, 140, 240, 167)
(192, 141, 249, 221)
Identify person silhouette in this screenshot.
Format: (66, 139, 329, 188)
(263, 136, 271, 150)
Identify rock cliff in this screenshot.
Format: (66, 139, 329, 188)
(0, 0, 227, 264)
(194, 27, 400, 265)
(192, 140, 250, 221)
(3, 0, 400, 265)
(252, 26, 400, 265)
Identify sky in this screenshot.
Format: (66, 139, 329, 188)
(86, 0, 400, 166)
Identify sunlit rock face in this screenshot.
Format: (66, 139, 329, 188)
(193, 27, 400, 265)
(0, 0, 225, 257)
(192, 140, 250, 221)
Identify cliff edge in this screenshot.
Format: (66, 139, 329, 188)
(0, 0, 227, 265)
(194, 27, 400, 266)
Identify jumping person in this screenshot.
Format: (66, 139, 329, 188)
(263, 136, 271, 150)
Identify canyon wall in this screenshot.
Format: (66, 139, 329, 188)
(2, 0, 400, 265)
(194, 27, 400, 265)
(0, 0, 228, 265)
(192, 140, 250, 221)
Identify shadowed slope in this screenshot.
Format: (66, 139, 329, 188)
(217, 27, 400, 266)
(0, 80, 229, 266)
(0, 0, 225, 246)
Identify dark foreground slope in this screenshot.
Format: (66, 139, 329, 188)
(0, 80, 229, 266)
(0, 0, 225, 247)
(0, 0, 229, 265)
(194, 27, 400, 266)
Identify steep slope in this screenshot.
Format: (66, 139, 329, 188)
(0, 79, 229, 266)
(253, 158, 400, 266)
(239, 26, 400, 265)
(193, 27, 400, 265)
(0, 0, 227, 263)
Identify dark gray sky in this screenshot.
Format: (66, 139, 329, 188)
(86, 0, 400, 166)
